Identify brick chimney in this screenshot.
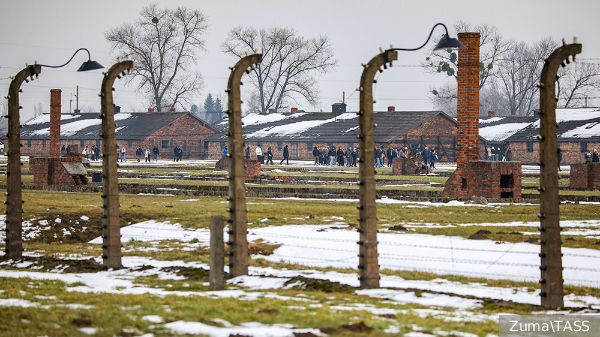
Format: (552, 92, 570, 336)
(50, 89, 61, 158)
(488, 111, 495, 117)
(456, 32, 481, 175)
(148, 108, 155, 112)
(388, 106, 395, 112)
(291, 107, 298, 113)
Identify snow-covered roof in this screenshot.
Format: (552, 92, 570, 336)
(19, 112, 213, 140)
(207, 111, 453, 143)
(506, 108, 600, 142)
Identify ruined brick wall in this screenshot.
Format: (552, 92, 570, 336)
(391, 157, 428, 175)
(214, 155, 261, 179)
(464, 161, 522, 199)
(29, 156, 84, 186)
(570, 163, 600, 189)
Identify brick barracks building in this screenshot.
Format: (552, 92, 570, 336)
(204, 108, 485, 161)
(15, 111, 216, 160)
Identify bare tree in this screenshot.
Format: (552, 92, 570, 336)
(492, 37, 557, 116)
(221, 26, 337, 113)
(105, 4, 208, 112)
(557, 61, 600, 108)
(423, 21, 510, 89)
(430, 82, 457, 116)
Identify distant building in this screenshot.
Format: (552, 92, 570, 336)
(479, 108, 600, 164)
(205, 110, 476, 161)
(13, 112, 216, 160)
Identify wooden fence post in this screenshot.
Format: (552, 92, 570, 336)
(209, 215, 225, 290)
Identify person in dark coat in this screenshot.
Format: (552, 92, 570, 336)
(245, 146, 250, 159)
(313, 146, 320, 166)
(375, 147, 382, 167)
(153, 146, 159, 162)
(593, 149, 599, 163)
(421, 147, 429, 166)
(504, 148, 512, 162)
(429, 148, 437, 169)
(328, 146, 336, 166)
(175, 146, 181, 162)
(557, 148, 563, 171)
(266, 147, 274, 165)
(345, 147, 352, 167)
(136, 146, 143, 162)
(61, 145, 66, 155)
(178, 147, 184, 161)
(386, 146, 394, 167)
(66, 144, 71, 153)
(280, 145, 289, 165)
(351, 148, 358, 167)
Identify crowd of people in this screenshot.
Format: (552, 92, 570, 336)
(485, 146, 513, 162)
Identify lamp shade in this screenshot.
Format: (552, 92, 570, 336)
(77, 60, 104, 72)
(434, 35, 465, 50)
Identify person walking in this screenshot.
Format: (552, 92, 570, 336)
(222, 145, 228, 156)
(280, 145, 289, 165)
(505, 148, 512, 162)
(421, 147, 429, 166)
(153, 145, 159, 162)
(178, 146, 184, 162)
(386, 146, 393, 167)
(255, 145, 262, 163)
(585, 149, 592, 163)
(266, 147, 274, 165)
(174, 146, 180, 162)
(61, 145, 66, 155)
(120, 146, 126, 162)
(351, 147, 358, 167)
(82, 146, 88, 160)
(345, 147, 352, 167)
(136, 146, 143, 162)
(319, 147, 326, 165)
(313, 146, 320, 166)
(557, 148, 563, 171)
(66, 144, 71, 153)
(375, 147, 382, 167)
(145, 147, 151, 163)
(245, 146, 250, 159)
(593, 149, 599, 163)
(429, 148, 437, 169)
(336, 147, 344, 166)
(328, 146, 336, 166)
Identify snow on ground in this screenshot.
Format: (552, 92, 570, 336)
(165, 320, 324, 337)
(245, 225, 600, 288)
(88, 220, 209, 244)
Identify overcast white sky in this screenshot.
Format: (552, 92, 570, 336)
(1, 0, 599, 121)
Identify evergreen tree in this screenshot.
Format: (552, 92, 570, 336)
(203, 93, 215, 114)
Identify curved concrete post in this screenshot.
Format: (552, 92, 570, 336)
(5, 65, 41, 259)
(226, 54, 262, 277)
(357, 50, 397, 288)
(538, 42, 581, 309)
(100, 60, 133, 269)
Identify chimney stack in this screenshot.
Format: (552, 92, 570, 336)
(487, 111, 495, 118)
(291, 107, 298, 113)
(388, 106, 395, 112)
(50, 89, 61, 158)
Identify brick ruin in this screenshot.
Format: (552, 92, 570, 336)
(28, 89, 88, 186)
(570, 163, 600, 189)
(215, 155, 261, 180)
(391, 157, 428, 175)
(442, 33, 522, 199)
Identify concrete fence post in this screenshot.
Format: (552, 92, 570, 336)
(538, 40, 581, 309)
(5, 65, 41, 259)
(209, 215, 225, 290)
(100, 60, 133, 269)
(226, 54, 262, 277)
(357, 50, 397, 288)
